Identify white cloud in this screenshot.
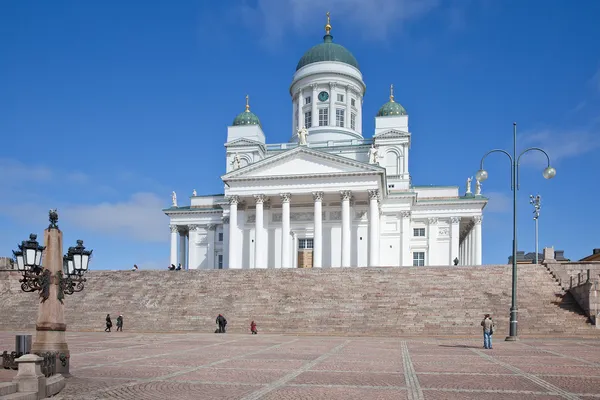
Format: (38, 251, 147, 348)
(235, 0, 439, 45)
(519, 129, 599, 166)
(0, 158, 54, 185)
(484, 191, 511, 213)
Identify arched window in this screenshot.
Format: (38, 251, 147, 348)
(385, 150, 400, 176)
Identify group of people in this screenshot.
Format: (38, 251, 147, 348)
(105, 314, 124, 332)
(168, 263, 183, 271)
(215, 314, 258, 335)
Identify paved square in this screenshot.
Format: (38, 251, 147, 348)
(1, 332, 599, 399)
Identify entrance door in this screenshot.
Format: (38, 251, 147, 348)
(297, 238, 314, 268)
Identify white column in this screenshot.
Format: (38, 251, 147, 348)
(341, 190, 352, 267)
(187, 225, 198, 269)
(311, 84, 318, 128)
(222, 217, 230, 269)
(427, 218, 438, 266)
(345, 85, 351, 129)
(228, 196, 239, 269)
(466, 227, 473, 265)
(450, 217, 461, 266)
(368, 189, 380, 267)
(313, 192, 324, 268)
(297, 88, 303, 130)
(179, 230, 187, 269)
(280, 193, 291, 268)
(474, 216, 483, 265)
(357, 95, 363, 134)
(329, 82, 336, 126)
(254, 194, 266, 269)
(169, 225, 178, 267)
(207, 224, 216, 269)
(401, 211, 411, 266)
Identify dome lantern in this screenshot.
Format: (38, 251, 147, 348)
(377, 84, 407, 116)
(232, 95, 261, 127)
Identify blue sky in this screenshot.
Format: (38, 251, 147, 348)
(1, 0, 599, 269)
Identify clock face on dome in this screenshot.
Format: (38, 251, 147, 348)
(318, 91, 329, 102)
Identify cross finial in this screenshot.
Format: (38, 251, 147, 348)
(390, 84, 395, 102)
(325, 11, 332, 34)
(245, 94, 250, 112)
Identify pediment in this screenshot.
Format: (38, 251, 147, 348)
(222, 146, 383, 180)
(225, 138, 266, 149)
(375, 129, 410, 139)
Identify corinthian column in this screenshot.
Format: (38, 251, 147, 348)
(312, 192, 324, 268)
(254, 194, 266, 269)
(450, 217, 461, 266)
(311, 84, 318, 127)
(187, 225, 198, 269)
(401, 211, 411, 266)
(341, 190, 352, 267)
(280, 193, 292, 268)
(474, 216, 483, 265)
(368, 189, 380, 267)
(228, 196, 239, 269)
(427, 218, 438, 266)
(329, 82, 336, 126)
(169, 225, 178, 267)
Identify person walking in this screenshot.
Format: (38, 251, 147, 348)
(480, 314, 495, 349)
(250, 321, 257, 335)
(105, 314, 112, 332)
(116, 315, 124, 332)
(216, 314, 227, 333)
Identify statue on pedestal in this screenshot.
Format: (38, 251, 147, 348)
(368, 144, 380, 164)
(297, 126, 309, 145)
(171, 191, 177, 207)
(475, 179, 482, 195)
(192, 189, 197, 196)
(466, 177, 472, 194)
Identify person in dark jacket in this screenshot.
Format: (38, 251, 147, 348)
(216, 314, 227, 333)
(116, 315, 123, 331)
(105, 314, 112, 332)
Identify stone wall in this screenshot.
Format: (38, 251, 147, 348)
(570, 281, 600, 326)
(0, 257, 14, 270)
(544, 261, 600, 290)
(0, 265, 597, 337)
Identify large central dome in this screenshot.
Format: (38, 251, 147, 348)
(296, 14, 359, 71)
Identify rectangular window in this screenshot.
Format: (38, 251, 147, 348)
(336, 109, 345, 127)
(351, 98, 356, 107)
(351, 113, 356, 130)
(299, 238, 314, 249)
(414, 228, 425, 237)
(413, 252, 425, 267)
(304, 111, 312, 128)
(217, 254, 223, 269)
(319, 108, 328, 126)
(218, 232, 223, 242)
(305, 96, 311, 105)
(337, 94, 344, 102)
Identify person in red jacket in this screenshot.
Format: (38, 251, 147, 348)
(250, 321, 257, 334)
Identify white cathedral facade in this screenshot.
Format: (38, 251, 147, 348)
(164, 17, 487, 270)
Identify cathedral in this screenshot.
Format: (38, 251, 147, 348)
(164, 15, 487, 270)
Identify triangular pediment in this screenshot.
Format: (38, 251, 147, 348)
(225, 138, 266, 149)
(222, 146, 383, 180)
(375, 129, 410, 139)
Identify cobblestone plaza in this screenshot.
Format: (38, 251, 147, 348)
(2, 332, 600, 399)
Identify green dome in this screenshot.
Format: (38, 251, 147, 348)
(233, 110, 261, 127)
(377, 100, 407, 117)
(296, 34, 359, 71)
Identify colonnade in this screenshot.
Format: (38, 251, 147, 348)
(459, 216, 482, 265)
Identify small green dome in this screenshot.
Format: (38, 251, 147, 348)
(232, 95, 261, 127)
(296, 34, 359, 71)
(377, 84, 407, 116)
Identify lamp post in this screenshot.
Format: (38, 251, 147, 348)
(475, 123, 555, 341)
(11, 209, 92, 375)
(530, 194, 541, 264)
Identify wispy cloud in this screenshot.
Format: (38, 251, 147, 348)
(519, 129, 599, 166)
(234, 0, 439, 46)
(484, 191, 511, 213)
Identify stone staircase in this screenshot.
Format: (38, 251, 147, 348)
(0, 265, 595, 337)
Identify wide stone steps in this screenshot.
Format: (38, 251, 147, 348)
(0, 265, 595, 337)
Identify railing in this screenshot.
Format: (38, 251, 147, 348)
(265, 138, 373, 151)
(2, 351, 59, 377)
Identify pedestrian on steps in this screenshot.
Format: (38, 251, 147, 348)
(216, 314, 227, 333)
(481, 314, 495, 349)
(105, 314, 112, 332)
(250, 321, 257, 334)
(116, 315, 123, 331)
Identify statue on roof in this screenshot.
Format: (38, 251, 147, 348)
(192, 189, 197, 196)
(171, 191, 177, 207)
(298, 126, 309, 146)
(466, 177, 472, 194)
(368, 143, 381, 164)
(475, 179, 482, 195)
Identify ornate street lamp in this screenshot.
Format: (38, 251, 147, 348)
(12, 234, 47, 294)
(475, 123, 555, 341)
(59, 240, 92, 299)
